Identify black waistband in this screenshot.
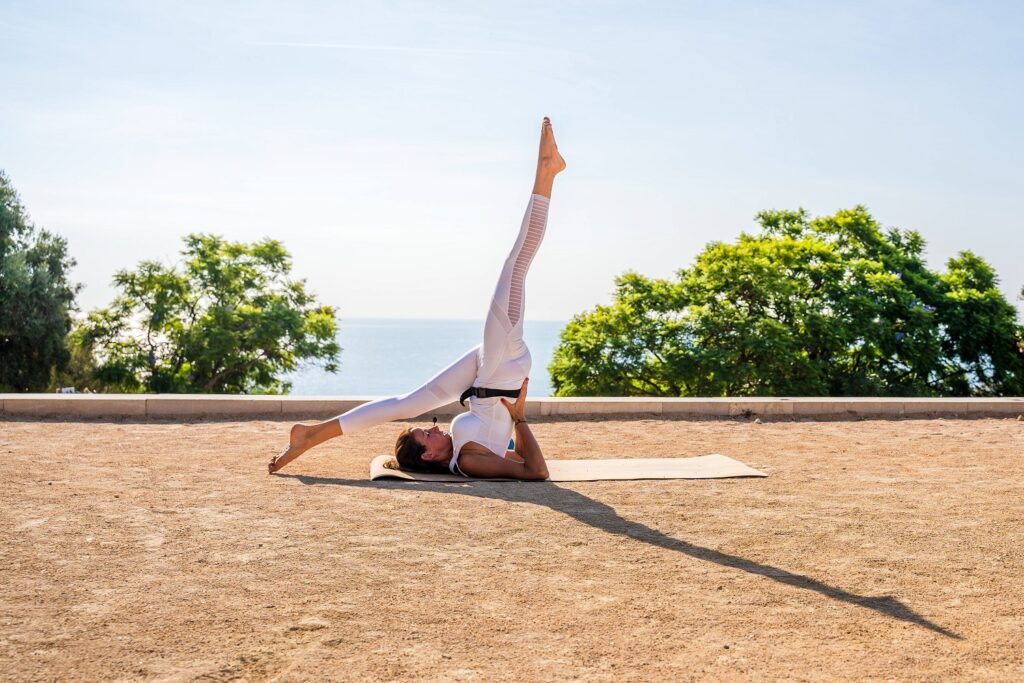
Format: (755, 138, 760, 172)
(459, 386, 522, 406)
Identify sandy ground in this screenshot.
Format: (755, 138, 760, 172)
(1, 415, 1023, 682)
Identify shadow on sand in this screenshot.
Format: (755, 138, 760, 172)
(276, 473, 959, 639)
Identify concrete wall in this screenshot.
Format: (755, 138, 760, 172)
(1, 394, 1022, 419)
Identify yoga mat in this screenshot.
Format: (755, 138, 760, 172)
(369, 454, 767, 482)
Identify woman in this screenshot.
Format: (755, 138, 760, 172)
(268, 117, 566, 479)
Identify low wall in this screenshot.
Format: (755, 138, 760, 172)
(1, 394, 1022, 419)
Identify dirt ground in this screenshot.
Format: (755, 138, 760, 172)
(2, 415, 1022, 682)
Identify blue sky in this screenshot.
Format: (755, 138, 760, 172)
(2, 0, 1022, 320)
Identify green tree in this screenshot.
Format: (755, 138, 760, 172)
(550, 207, 1024, 397)
(0, 170, 80, 391)
(79, 233, 340, 393)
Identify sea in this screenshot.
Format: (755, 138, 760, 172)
(285, 318, 567, 397)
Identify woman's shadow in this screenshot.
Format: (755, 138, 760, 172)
(276, 472, 959, 639)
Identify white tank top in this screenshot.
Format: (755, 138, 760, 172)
(448, 396, 514, 475)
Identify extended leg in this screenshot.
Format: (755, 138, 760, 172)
(269, 345, 479, 473)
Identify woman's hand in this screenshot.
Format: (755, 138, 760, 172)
(500, 378, 529, 423)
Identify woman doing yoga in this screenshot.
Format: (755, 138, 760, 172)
(268, 117, 566, 479)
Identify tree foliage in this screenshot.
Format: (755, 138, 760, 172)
(0, 170, 80, 391)
(550, 207, 1024, 397)
(79, 234, 340, 393)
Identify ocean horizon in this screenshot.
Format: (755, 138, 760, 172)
(285, 318, 567, 398)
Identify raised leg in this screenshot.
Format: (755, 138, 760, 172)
(476, 118, 566, 386)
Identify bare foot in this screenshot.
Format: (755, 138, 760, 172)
(268, 423, 313, 474)
(538, 117, 566, 176)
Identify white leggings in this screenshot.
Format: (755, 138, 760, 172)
(337, 193, 550, 434)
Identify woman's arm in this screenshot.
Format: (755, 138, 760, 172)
(511, 421, 548, 479)
(502, 378, 548, 478)
(457, 444, 548, 480)
(454, 378, 549, 480)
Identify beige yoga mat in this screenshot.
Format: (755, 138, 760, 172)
(369, 454, 766, 482)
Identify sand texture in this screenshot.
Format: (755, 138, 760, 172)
(2, 415, 1023, 681)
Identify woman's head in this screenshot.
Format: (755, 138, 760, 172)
(395, 425, 453, 473)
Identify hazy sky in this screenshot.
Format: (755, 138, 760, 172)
(2, 0, 1022, 321)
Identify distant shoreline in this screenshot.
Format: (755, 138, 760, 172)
(286, 318, 567, 398)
